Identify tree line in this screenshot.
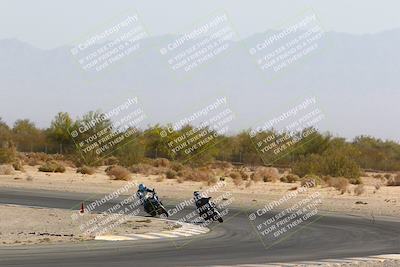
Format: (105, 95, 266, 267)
(1, 111, 399, 178)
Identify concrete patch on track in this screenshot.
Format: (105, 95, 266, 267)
(95, 218, 209, 241)
(209, 254, 400, 266)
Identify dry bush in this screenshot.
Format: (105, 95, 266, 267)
(12, 160, 24, 172)
(165, 169, 177, 179)
(26, 158, 42, 166)
(177, 176, 185, 183)
(300, 174, 322, 188)
(240, 170, 249, 180)
(387, 174, 400, 186)
(384, 174, 392, 179)
(0, 165, 14, 175)
(229, 172, 240, 180)
(38, 161, 65, 173)
(170, 162, 184, 172)
(252, 167, 279, 183)
(326, 177, 349, 194)
(353, 184, 365, 196)
(348, 177, 362, 185)
(103, 156, 119, 166)
(206, 176, 218, 186)
(373, 174, 383, 179)
(152, 158, 170, 168)
(129, 163, 153, 175)
(280, 174, 300, 183)
(76, 166, 95, 175)
(183, 169, 211, 182)
(105, 165, 131, 180)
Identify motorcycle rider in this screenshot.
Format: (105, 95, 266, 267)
(137, 183, 155, 202)
(194, 191, 213, 216)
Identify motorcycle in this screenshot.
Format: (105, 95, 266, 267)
(142, 191, 169, 218)
(195, 198, 223, 223)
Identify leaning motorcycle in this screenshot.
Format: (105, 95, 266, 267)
(196, 199, 223, 223)
(142, 191, 169, 217)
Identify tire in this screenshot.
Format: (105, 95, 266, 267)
(144, 201, 157, 217)
(159, 206, 169, 218)
(217, 217, 224, 223)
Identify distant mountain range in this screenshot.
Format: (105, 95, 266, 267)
(0, 29, 399, 141)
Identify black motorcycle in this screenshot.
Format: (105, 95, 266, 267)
(195, 198, 223, 223)
(142, 191, 169, 218)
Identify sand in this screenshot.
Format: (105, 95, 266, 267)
(0, 204, 172, 246)
(0, 165, 399, 219)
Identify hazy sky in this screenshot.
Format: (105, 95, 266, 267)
(1, 0, 400, 49)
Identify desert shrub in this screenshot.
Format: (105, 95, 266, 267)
(348, 177, 362, 185)
(280, 174, 299, 183)
(27, 157, 41, 166)
(206, 176, 218, 186)
(170, 162, 184, 172)
(0, 164, 14, 175)
(384, 174, 392, 179)
(353, 184, 365, 196)
(326, 177, 349, 194)
(240, 170, 249, 180)
(38, 161, 65, 173)
(373, 174, 383, 179)
(229, 172, 240, 180)
(152, 158, 170, 168)
(76, 166, 95, 175)
(129, 163, 153, 175)
(252, 167, 279, 183)
(301, 174, 322, 188)
(105, 165, 131, 180)
(12, 160, 24, 171)
(387, 174, 400, 186)
(177, 176, 185, 183)
(183, 169, 211, 182)
(165, 169, 177, 179)
(103, 156, 119, 166)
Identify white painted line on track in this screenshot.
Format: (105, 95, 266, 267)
(95, 216, 210, 242)
(208, 254, 400, 267)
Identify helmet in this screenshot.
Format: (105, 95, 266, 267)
(193, 191, 201, 199)
(138, 184, 145, 192)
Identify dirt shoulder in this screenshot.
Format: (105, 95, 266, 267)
(0, 165, 399, 219)
(0, 204, 172, 246)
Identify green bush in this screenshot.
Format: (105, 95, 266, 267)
(293, 151, 361, 179)
(0, 146, 16, 164)
(38, 161, 65, 173)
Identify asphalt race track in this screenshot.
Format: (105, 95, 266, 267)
(0, 188, 399, 267)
